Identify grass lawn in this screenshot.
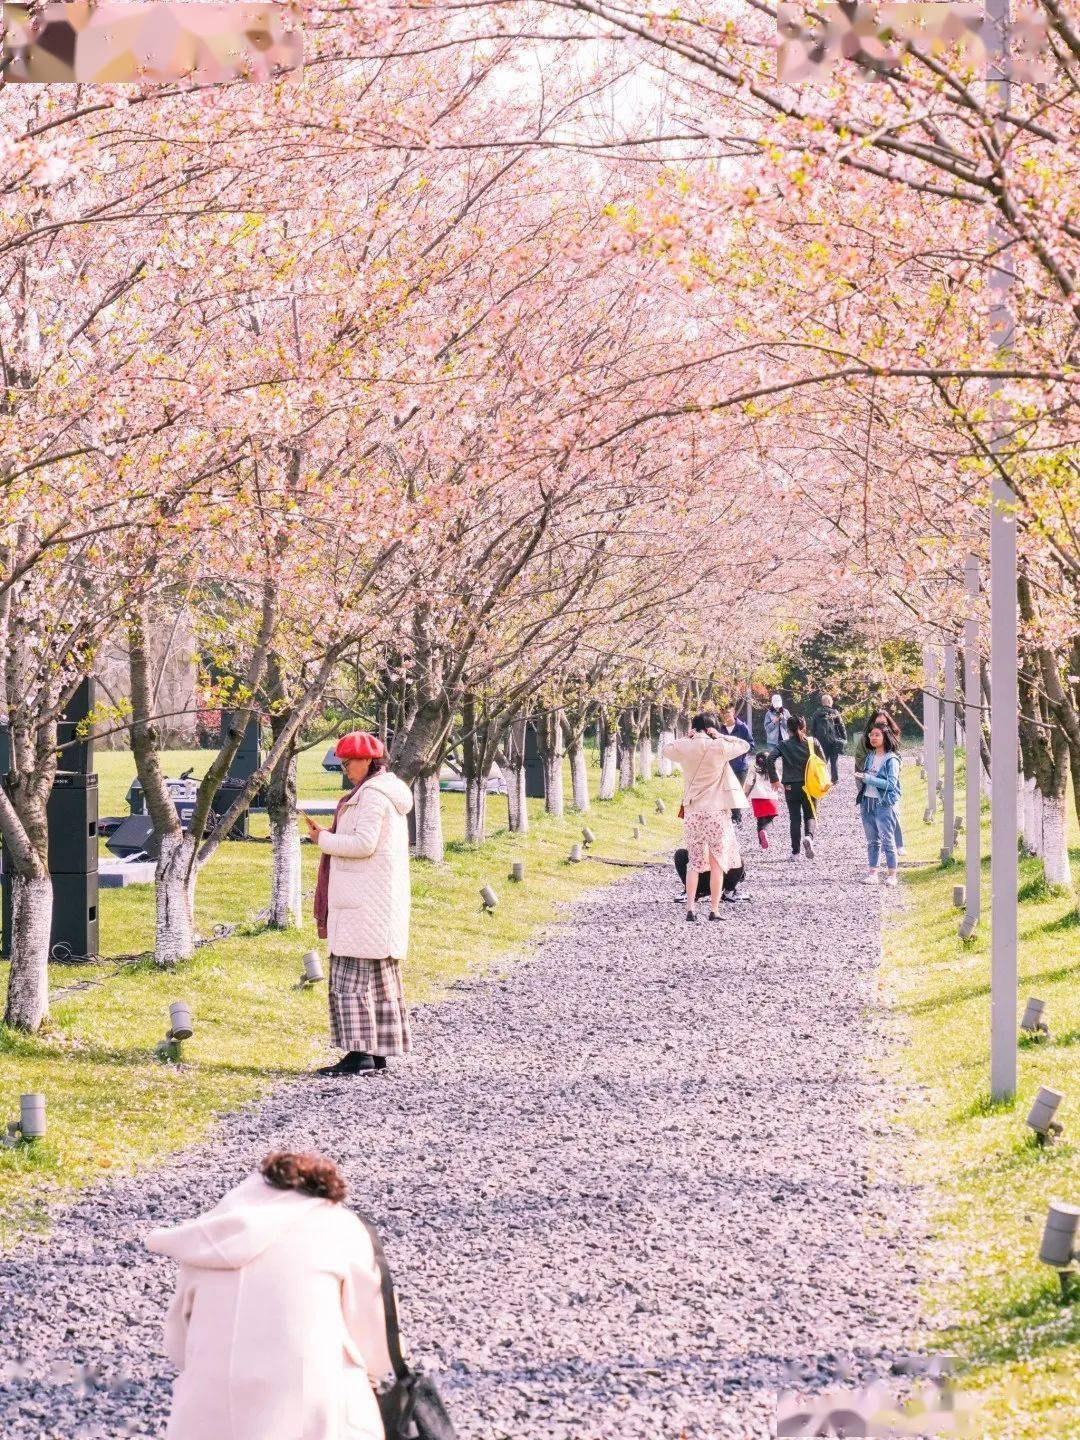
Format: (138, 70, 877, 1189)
(880, 764, 1080, 1436)
(0, 745, 684, 1244)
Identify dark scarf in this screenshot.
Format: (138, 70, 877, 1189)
(313, 785, 361, 940)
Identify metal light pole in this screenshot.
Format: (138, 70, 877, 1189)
(960, 556, 982, 939)
(988, 0, 1017, 1102)
(923, 644, 939, 823)
(941, 642, 957, 862)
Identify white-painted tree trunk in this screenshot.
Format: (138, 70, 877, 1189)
(1017, 769, 1027, 846)
(155, 830, 198, 968)
(568, 742, 590, 811)
(3, 873, 52, 1032)
(269, 815, 303, 929)
(1041, 793, 1074, 892)
(412, 773, 444, 862)
(657, 729, 675, 776)
(504, 764, 528, 833)
(599, 740, 618, 800)
(619, 742, 635, 790)
(543, 752, 565, 817)
(465, 777, 488, 844)
(1023, 777, 1041, 857)
(638, 736, 654, 781)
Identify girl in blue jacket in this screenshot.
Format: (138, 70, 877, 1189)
(854, 723, 902, 887)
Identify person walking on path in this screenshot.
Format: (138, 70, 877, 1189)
(745, 751, 780, 849)
(854, 710, 905, 856)
(663, 714, 750, 922)
(304, 731, 413, 1078)
(855, 723, 902, 887)
(718, 702, 753, 827)
(766, 715, 826, 859)
(763, 693, 792, 749)
(811, 693, 847, 785)
(147, 1152, 393, 1440)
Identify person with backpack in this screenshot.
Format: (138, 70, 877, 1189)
(854, 722, 902, 886)
(766, 715, 828, 859)
(763, 693, 792, 749)
(811, 693, 847, 785)
(147, 1153, 393, 1440)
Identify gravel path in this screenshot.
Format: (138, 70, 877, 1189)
(0, 775, 927, 1439)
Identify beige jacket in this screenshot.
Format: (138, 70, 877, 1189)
(318, 772, 412, 959)
(147, 1173, 393, 1440)
(663, 732, 751, 816)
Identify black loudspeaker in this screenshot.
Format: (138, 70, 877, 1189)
(49, 870, 99, 962)
(57, 677, 95, 774)
(222, 714, 262, 781)
(0, 871, 10, 959)
(0, 725, 10, 778)
(105, 814, 160, 860)
(523, 721, 545, 800)
(47, 773, 98, 874)
(210, 777, 250, 839)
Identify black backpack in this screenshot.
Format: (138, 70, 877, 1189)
(355, 1211, 458, 1440)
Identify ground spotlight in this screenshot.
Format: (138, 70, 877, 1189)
(632, 825, 641, 840)
(1021, 997, 1050, 1038)
(637, 812, 646, 826)
(2, 1093, 46, 1147)
(655, 799, 666, 814)
(299, 950, 324, 987)
(1026, 1086, 1064, 1145)
(582, 826, 595, 847)
(510, 860, 524, 883)
(568, 843, 582, 863)
(952, 884, 966, 908)
(1038, 1201, 1080, 1301)
(480, 883, 499, 912)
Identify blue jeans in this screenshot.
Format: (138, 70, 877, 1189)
(861, 800, 898, 870)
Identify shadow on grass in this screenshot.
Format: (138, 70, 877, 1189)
(946, 1279, 1080, 1370)
(949, 1092, 1018, 1126)
(906, 952, 1080, 1019)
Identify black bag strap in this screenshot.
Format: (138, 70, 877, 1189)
(353, 1207, 410, 1381)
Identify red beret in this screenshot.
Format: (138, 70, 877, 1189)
(335, 731, 385, 761)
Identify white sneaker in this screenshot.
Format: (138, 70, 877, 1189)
(883, 873, 898, 888)
(862, 871, 880, 885)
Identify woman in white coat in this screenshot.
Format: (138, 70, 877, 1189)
(305, 731, 413, 1078)
(662, 712, 751, 922)
(147, 1152, 392, 1440)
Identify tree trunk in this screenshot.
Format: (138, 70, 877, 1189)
(1042, 791, 1073, 891)
(412, 771, 444, 862)
(638, 734, 654, 781)
(155, 829, 198, 967)
(568, 739, 590, 811)
(657, 728, 675, 776)
(505, 764, 528, 832)
(3, 872, 52, 1032)
(465, 777, 488, 844)
(269, 812, 303, 929)
(537, 710, 565, 816)
(618, 710, 637, 789)
(1023, 775, 1041, 857)
(597, 709, 618, 799)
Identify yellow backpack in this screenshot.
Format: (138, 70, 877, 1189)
(804, 741, 833, 803)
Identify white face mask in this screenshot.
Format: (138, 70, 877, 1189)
(771, 698, 783, 710)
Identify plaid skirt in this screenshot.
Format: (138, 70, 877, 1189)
(684, 808, 741, 873)
(329, 956, 411, 1056)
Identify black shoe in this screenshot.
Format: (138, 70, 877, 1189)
(314, 1051, 372, 1077)
(708, 911, 723, 921)
(372, 1055, 387, 1071)
(686, 909, 697, 922)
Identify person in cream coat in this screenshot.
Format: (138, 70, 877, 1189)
(305, 732, 413, 1078)
(663, 713, 751, 922)
(147, 1153, 392, 1440)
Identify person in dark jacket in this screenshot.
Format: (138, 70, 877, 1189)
(766, 715, 827, 859)
(811, 693, 847, 785)
(718, 703, 753, 827)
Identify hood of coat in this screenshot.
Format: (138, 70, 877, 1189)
(146, 1173, 326, 1270)
(360, 771, 413, 816)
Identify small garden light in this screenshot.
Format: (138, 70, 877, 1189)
(632, 825, 641, 840)
(480, 883, 499, 912)
(568, 843, 582, 863)
(1021, 997, 1050, 1038)
(582, 825, 595, 847)
(637, 812, 646, 826)
(299, 950, 324, 986)
(169, 1002, 194, 1041)
(510, 860, 524, 883)
(655, 798, 666, 814)
(1038, 1201, 1080, 1301)
(2, 1093, 46, 1147)
(1026, 1086, 1064, 1145)
(952, 885, 966, 909)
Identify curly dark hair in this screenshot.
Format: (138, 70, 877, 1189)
(260, 1152, 346, 1204)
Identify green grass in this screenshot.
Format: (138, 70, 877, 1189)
(880, 764, 1080, 1437)
(0, 747, 684, 1244)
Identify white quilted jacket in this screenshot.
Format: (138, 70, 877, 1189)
(317, 772, 413, 960)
